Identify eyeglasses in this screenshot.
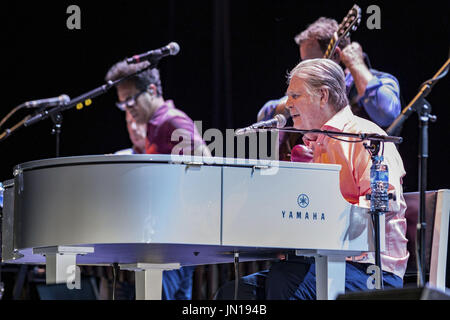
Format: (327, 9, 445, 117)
(116, 90, 147, 111)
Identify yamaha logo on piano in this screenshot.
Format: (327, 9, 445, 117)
(281, 194, 326, 221)
(297, 194, 309, 208)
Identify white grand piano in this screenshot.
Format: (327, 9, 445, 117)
(1, 154, 379, 300)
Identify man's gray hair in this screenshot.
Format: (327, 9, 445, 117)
(288, 58, 348, 111)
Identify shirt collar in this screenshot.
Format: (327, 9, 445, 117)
(149, 100, 175, 123)
(303, 105, 354, 148)
(321, 105, 354, 132)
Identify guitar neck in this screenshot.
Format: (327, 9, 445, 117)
(322, 4, 361, 60)
(323, 34, 339, 59)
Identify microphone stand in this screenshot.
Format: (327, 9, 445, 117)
(386, 57, 449, 287)
(0, 63, 156, 154)
(243, 127, 403, 288)
(276, 127, 403, 144)
(386, 58, 448, 136)
(50, 112, 63, 158)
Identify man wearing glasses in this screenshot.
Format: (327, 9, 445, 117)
(106, 60, 210, 157)
(104, 60, 209, 300)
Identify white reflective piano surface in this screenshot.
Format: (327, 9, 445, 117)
(1, 155, 378, 299)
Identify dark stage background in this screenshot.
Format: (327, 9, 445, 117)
(2, 0, 450, 191)
(1, 0, 449, 192)
(1, 0, 449, 297)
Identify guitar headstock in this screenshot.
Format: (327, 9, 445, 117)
(337, 4, 362, 40)
(323, 4, 362, 59)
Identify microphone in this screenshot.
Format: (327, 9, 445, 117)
(235, 114, 288, 135)
(24, 94, 70, 109)
(126, 42, 180, 64)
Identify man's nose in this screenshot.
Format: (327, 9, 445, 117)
(285, 98, 291, 108)
(285, 101, 294, 112)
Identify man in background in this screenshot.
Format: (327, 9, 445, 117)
(105, 60, 210, 299)
(106, 60, 210, 157)
(258, 17, 402, 161)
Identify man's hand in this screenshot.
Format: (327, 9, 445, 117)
(291, 144, 313, 163)
(340, 42, 373, 98)
(340, 42, 366, 69)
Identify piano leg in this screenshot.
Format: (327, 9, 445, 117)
(120, 263, 181, 300)
(314, 254, 346, 300)
(32, 246, 94, 287)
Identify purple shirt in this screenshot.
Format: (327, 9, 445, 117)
(145, 100, 206, 156)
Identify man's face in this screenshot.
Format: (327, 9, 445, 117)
(126, 111, 147, 152)
(286, 76, 325, 141)
(116, 81, 150, 124)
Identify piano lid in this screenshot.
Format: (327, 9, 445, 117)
(13, 154, 341, 173)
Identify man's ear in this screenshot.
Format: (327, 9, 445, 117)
(332, 47, 341, 64)
(319, 87, 329, 107)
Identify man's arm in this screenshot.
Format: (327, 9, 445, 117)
(341, 42, 374, 98)
(257, 96, 288, 122)
(341, 42, 401, 127)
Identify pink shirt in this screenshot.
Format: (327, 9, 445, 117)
(302, 106, 409, 279)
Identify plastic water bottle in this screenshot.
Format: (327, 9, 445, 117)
(370, 155, 389, 212)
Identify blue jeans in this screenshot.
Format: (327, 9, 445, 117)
(215, 259, 403, 300)
(162, 266, 196, 300)
(288, 261, 403, 300)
